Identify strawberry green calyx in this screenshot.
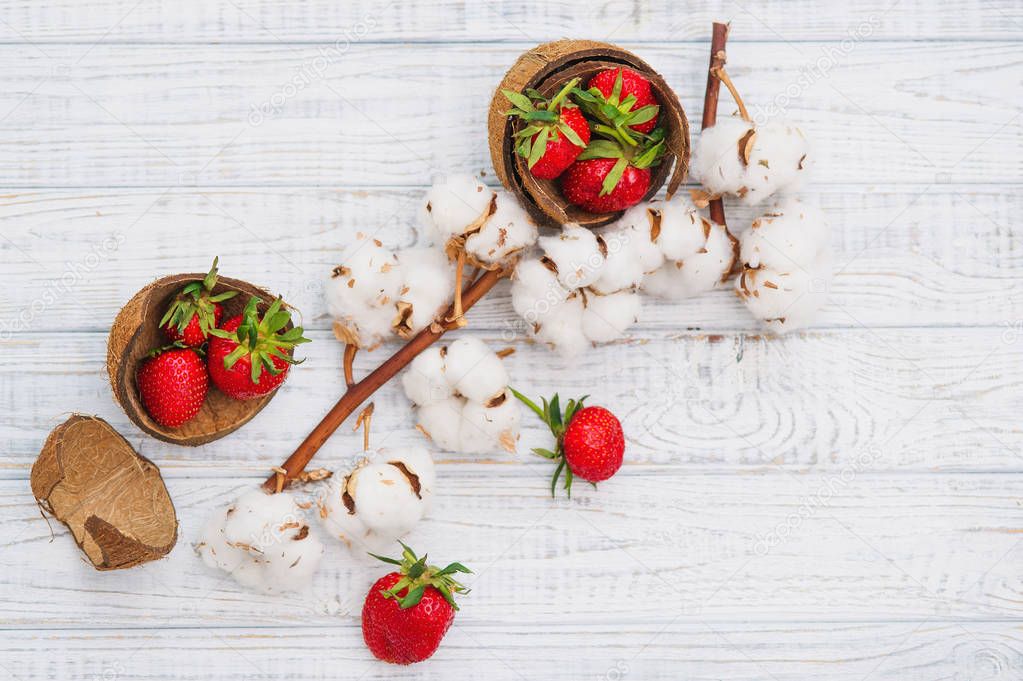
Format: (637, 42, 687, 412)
(572, 68, 660, 140)
(210, 296, 310, 384)
(510, 388, 589, 497)
(369, 541, 472, 610)
(503, 78, 587, 170)
(159, 256, 237, 338)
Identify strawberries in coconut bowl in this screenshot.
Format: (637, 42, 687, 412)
(503, 67, 667, 215)
(133, 259, 310, 429)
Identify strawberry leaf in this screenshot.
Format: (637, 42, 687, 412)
(526, 129, 549, 168)
(578, 140, 624, 161)
(627, 104, 660, 126)
(599, 158, 630, 197)
(501, 89, 534, 111)
(557, 121, 586, 148)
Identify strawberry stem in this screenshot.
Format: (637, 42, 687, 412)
(510, 388, 589, 498)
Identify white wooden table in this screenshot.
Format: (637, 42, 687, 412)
(1, 1, 1021, 678)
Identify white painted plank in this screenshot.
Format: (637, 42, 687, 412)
(2, 326, 1021, 472)
(1, 0, 1020, 42)
(0, 622, 1020, 680)
(3, 471, 1023, 627)
(0, 42, 1018, 187)
(1, 187, 1019, 336)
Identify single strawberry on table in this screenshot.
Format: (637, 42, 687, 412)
(207, 296, 310, 400)
(502, 78, 591, 180)
(159, 257, 237, 347)
(561, 133, 665, 213)
(136, 344, 209, 427)
(363, 542, 471, 665)
(511, 390, 625, 497)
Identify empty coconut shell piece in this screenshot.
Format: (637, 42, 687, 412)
(108, 273, 293, 446)
(31, 415, 178, 570)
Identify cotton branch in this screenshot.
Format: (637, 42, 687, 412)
(263, 266, 507, 492)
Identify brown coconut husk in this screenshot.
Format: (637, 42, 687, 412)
(107, 273, 291, 446)
(31, 415, 178, 570)
(488, 39, 690, 228)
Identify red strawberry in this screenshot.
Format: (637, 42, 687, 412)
(585, 67, 660, 134)
(362, 542, 471, 665)
(207, 296, 310, 400)
(561, 157, 651, 213)
(136, 346, 209, 427)
(503, 78, 591, 180)
(511, 391, 626, 496)
(160, 257, 236, 347)
(562, 406, 624, 482)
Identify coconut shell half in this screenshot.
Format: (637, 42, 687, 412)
(107, 273, 290, 446)
(488, 39, 690, 228)
(31, 415, 178, 570)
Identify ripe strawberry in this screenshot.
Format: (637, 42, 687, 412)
(561, 157, 651, 213)
(511, 390, 626, 496)
(562, 406, 624, 482)
(363, 542, 471, 665)
(503, 78, 591, 180)
(207, 296, 310, 400)
(136, 345, 209, 427)
(581, 67, 660, 134)
(160, 257, 237, 347)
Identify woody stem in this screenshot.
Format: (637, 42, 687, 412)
(262, 267, 509, 492)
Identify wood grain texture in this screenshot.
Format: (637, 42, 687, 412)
(1, 0, 1021, 42)
(0, 41, 1018, 187)
(1, 186, 1020, 335)
(2, 327, 1021, 472)
(0, 622, 1019, 680)
(1, 1, 1021, 676)
(4, 472, 1023, 627)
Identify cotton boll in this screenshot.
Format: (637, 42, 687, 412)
(581, 290, 642, 343)
(737, 260, 831, 333)
(642, 221, 737, 300)
(735, 198, 832, 333)
(394, 247, 455, 336)
(535, 292, 588, 357)
(742, 121, 810, 205)
(690, 115, 752, 197)
(464, 190, 537, 265)
(327, 236, 403, 309)
(590, 204, 664, 295)
(444, 337, 509, 403)
(326, 236, 404, 349)
(415, 397, 465, 451)
(538, 224, 606, 289)
(402, 346, 452, 406)
(422, 175, 496, 242)
(329, 298, 395, 349)
(510, 256, 571, 325)
(739, 197, 829, 269)
(460, 390, 521, 454)
(654, 195, 708, 262)
(346, 463, 425, 537)
(196, 489, 324, 594)
(320, 448, 435, 553)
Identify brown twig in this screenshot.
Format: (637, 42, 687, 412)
(447, 250, 469, 328)
(262, 266, 508, 492)
(343, 343, 357, 388)
(703, 22, 730, 228)
(354, 403, 374, 452)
